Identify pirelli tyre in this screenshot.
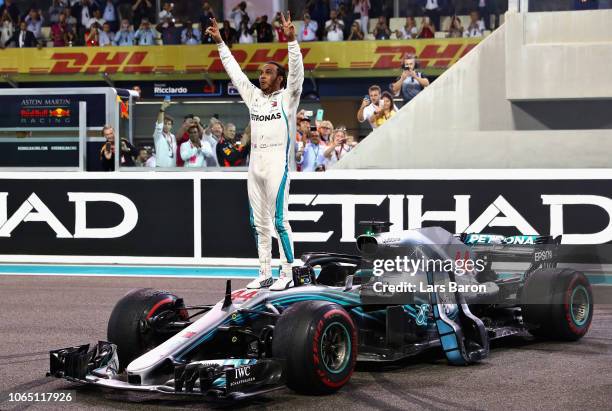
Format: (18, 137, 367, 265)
(272, 300, 358, 395)
(521, 268, 593, 341)
(107, 288, 187, 370)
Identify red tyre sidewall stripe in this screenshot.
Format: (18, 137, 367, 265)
(145, 297, 175, 320)
(563, 276, 591, 335)
(313, 308, 358, 389)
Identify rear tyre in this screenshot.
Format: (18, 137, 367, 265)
(107, 288, 187, 370)
(521, 268, 593, 341)
(272, 300, 357, 395)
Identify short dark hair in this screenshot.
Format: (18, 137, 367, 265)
(266, 61, 287, 88)
(164, 114, 174, 124)
(368, 85, 381, 93)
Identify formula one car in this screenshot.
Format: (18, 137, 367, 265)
(47, 223, 594, 400)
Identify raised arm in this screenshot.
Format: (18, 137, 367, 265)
(206, 18, 256, 107)
(280, 11, 303, 96)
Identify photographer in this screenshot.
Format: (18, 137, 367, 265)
(99, 125, 137, 171)
(347, 21, 364, 40)
(357, 85, 382, 129)
(324, 127, 355, 167)
(181, 21, 202, 45)
(395, 16, 417, 39)
(84, 22, 100, 46)
(391, 54, 429, 105)
(296, 127, 328, 172)
(373, 16, 391, 40)
(325, 9, 344, 41)
(133, 17, 158, 45)
(113, 19, 134, 46)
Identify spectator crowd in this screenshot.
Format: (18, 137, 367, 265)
(0, 0, 514, 49)
(100, 99, 363, 172)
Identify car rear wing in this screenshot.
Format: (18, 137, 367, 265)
(457, 233, 560, 246)
(456, 233, 562, 272)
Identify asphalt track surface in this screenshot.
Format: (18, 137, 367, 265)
(1, 276, 611, 411)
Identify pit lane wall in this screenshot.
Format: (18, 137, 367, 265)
(0, 170, 612, 266)
(336, 9, 612, 169)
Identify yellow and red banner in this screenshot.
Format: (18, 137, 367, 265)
(0, 39, 480, 80)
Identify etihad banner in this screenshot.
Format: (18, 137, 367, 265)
(0, 39, 481, 79)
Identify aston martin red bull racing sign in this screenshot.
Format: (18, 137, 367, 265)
(0, 96, 78, 127)
(0, 94, 107, 129)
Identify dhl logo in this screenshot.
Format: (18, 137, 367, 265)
(48, 51, 152, 74)
(40, 41, 478, 75)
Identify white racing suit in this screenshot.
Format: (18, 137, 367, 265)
(217, 40, 303, 278)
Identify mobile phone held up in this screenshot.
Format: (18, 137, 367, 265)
(316, 109, 324, 122)
(164, 95, 171, 102)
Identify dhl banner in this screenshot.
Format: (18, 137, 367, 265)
(0, 39, 481, 80)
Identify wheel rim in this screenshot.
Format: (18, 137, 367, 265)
(570, 285, 590, 327)
(320, 322, 351, 374)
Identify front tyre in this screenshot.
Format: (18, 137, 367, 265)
(272, 300, 358, 395)
(107, 288, 187, 370)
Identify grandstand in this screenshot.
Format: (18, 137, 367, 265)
(336, 8, 612, 169)
(0, 1, 608, 172)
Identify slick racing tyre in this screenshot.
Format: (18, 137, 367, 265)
(272, 300, 358, 395)
(107, 288, 188, 370)
(521, 268, 593, 341)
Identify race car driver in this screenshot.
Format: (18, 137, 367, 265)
(206, 13, 303, 290)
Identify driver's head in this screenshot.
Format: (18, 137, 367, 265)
(259, 62, 286, 94)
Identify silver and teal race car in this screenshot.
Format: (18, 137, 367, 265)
(47, 223, 594, 400)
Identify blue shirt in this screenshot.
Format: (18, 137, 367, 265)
(113, 30, 134, 46)
(298, 142, 328, 172)
(134, 28, 157, 45)
(181, 28, 201, 45)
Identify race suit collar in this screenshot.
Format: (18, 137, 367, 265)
(262, 88, 284, 97)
